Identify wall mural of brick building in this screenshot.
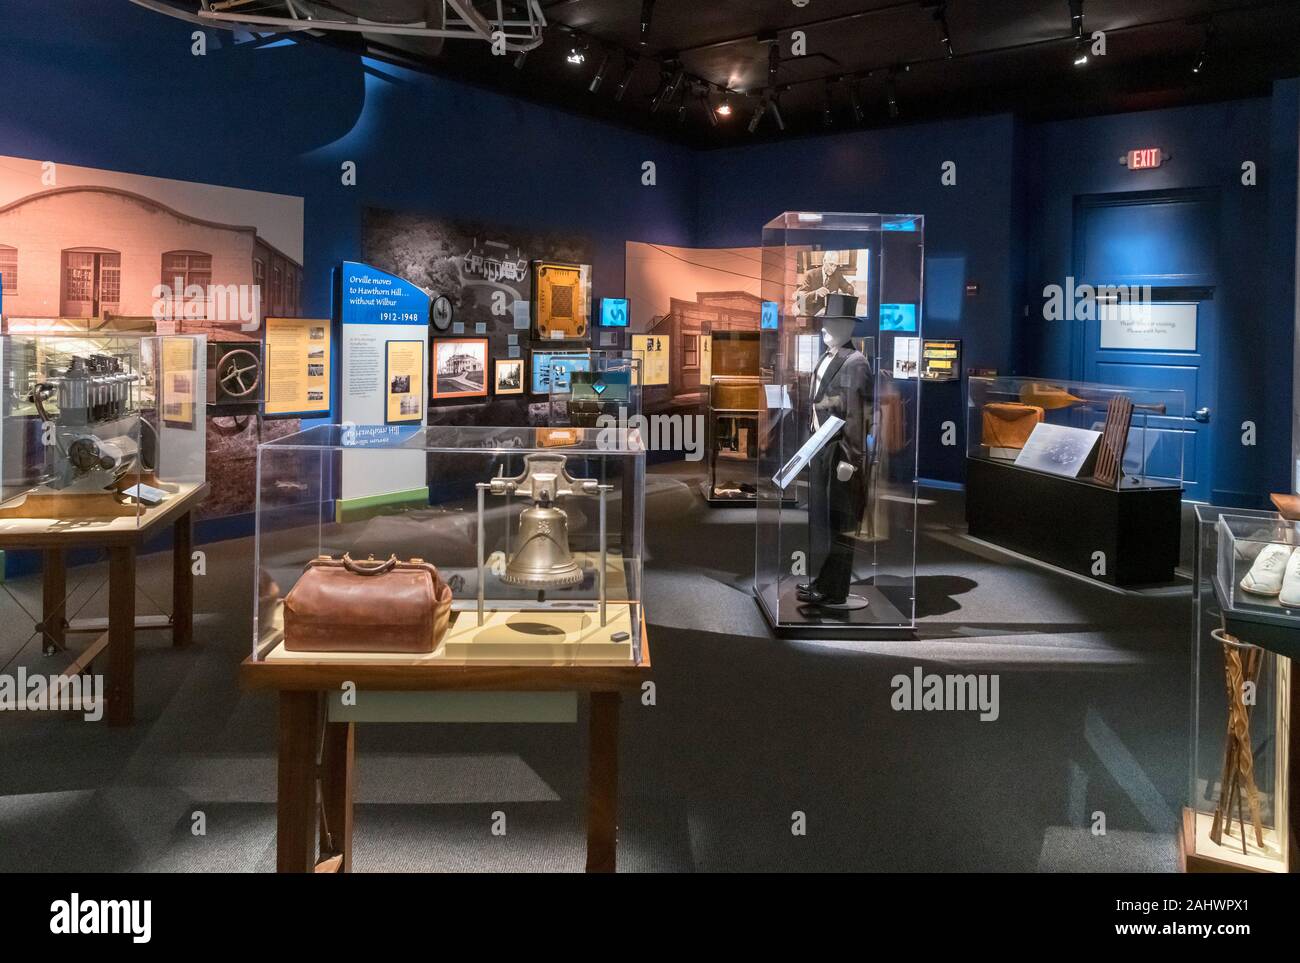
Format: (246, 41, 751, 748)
(0, 175, 306, 522)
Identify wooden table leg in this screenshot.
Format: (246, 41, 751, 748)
(586, 691, 620, 873)
(41, 548, 66, 655)
(277, 691, 321, 873)
(106, 545, 135, 727)
(320, 720, 355, 873)
(172, 510, 194, 648)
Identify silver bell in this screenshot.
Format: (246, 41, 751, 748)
(502, 501, 583, 588)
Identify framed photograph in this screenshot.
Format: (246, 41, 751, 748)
(530, 350, 590, 395)
(494, 357, 525, 395)
(793, 248, 870, 318)
(431, 337, 488, 400)
(532, 260, 591, 341)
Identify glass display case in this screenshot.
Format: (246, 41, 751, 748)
(707, 375, 765, 502)
(1187, 505, 1294, 872)
(547, 351, 641, 429)
(253, 424, 646, 666)
(754, 212, 923, 631)
(0, 332, 206, 526)
(966, 376, 1186, 489)
(705, 330, 767, 503)
(965, 375, 1186, 586)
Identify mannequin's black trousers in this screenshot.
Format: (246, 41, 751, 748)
(807, 447, 863, 602)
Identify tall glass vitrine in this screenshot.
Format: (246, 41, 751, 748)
(754, 212, 923, 632)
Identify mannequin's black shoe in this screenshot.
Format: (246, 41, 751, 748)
(798, 588, 847, 607)
(796, 582, 818, 600)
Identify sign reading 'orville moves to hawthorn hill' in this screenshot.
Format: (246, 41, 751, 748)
(335, 261, 430, 508)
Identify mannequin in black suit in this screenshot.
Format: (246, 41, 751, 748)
(798, 292, 871, 608)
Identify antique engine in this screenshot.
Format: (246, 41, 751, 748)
(28, 353, 145, 492)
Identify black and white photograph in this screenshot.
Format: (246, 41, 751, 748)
(493, 357, 524, 395)
(431, 337, 488, 399)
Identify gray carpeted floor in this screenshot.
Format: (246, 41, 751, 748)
(0, 463, 1192, 871)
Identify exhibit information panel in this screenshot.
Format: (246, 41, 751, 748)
(755, 212, 923, 631)
(264, 316, 332, 417)
(335, 261, 430, 513)
(253, 424, 646, 666)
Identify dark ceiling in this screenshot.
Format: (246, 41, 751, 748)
(147, 1, 1300, 146)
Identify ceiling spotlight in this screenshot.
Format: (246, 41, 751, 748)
(613, 56, 636, 101)
(768, 94, 785, 132)
(588, 51, 610, 93)
(650, 66, 683, 113)
(566, 46, 586, 66)
(513, 49, 528, 70)
(1192, 22, 1213, 75)
(1073, 36, 1089, 67)
(640, 0, 655, 46)
(748, 98, 767, 134)
(699, 87, 719, 127)
(932, 1, 954, 58)
(650, 74, 671, 112)
(1069, 0, 1085, 39)
(715, 91, 733, 117)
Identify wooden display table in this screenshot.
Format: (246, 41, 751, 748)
(0, 482, 208, 727)
(240, 633, 651, 873)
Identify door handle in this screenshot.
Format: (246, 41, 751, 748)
(1194, 406, 1211, 423)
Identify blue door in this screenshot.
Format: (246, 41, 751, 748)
(1073, 189, 1218, 502)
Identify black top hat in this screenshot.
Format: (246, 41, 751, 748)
(822, 292, 862, 320)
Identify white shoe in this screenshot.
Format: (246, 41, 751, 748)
(1240, 542, 1292, 596)
(1278, 549, 1300, 607)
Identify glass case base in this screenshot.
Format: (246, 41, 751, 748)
(1180, 807, 1290, 873)
(758, 577, 913, 632)
(261, 603, 638, 666)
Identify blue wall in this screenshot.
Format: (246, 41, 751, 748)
(694, 95, 1300, 502)
(2, 0, 1296, 507)
(1017, 93, 1296, 504)
(0, 0, 698, 319)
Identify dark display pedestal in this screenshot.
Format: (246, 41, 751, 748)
(965, 456, 1181, 587)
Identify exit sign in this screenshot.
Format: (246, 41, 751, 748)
(1121, 147, 1165, 170)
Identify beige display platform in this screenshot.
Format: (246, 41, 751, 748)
(262, 603, 636, 666)
(0, 480, 204, 541)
